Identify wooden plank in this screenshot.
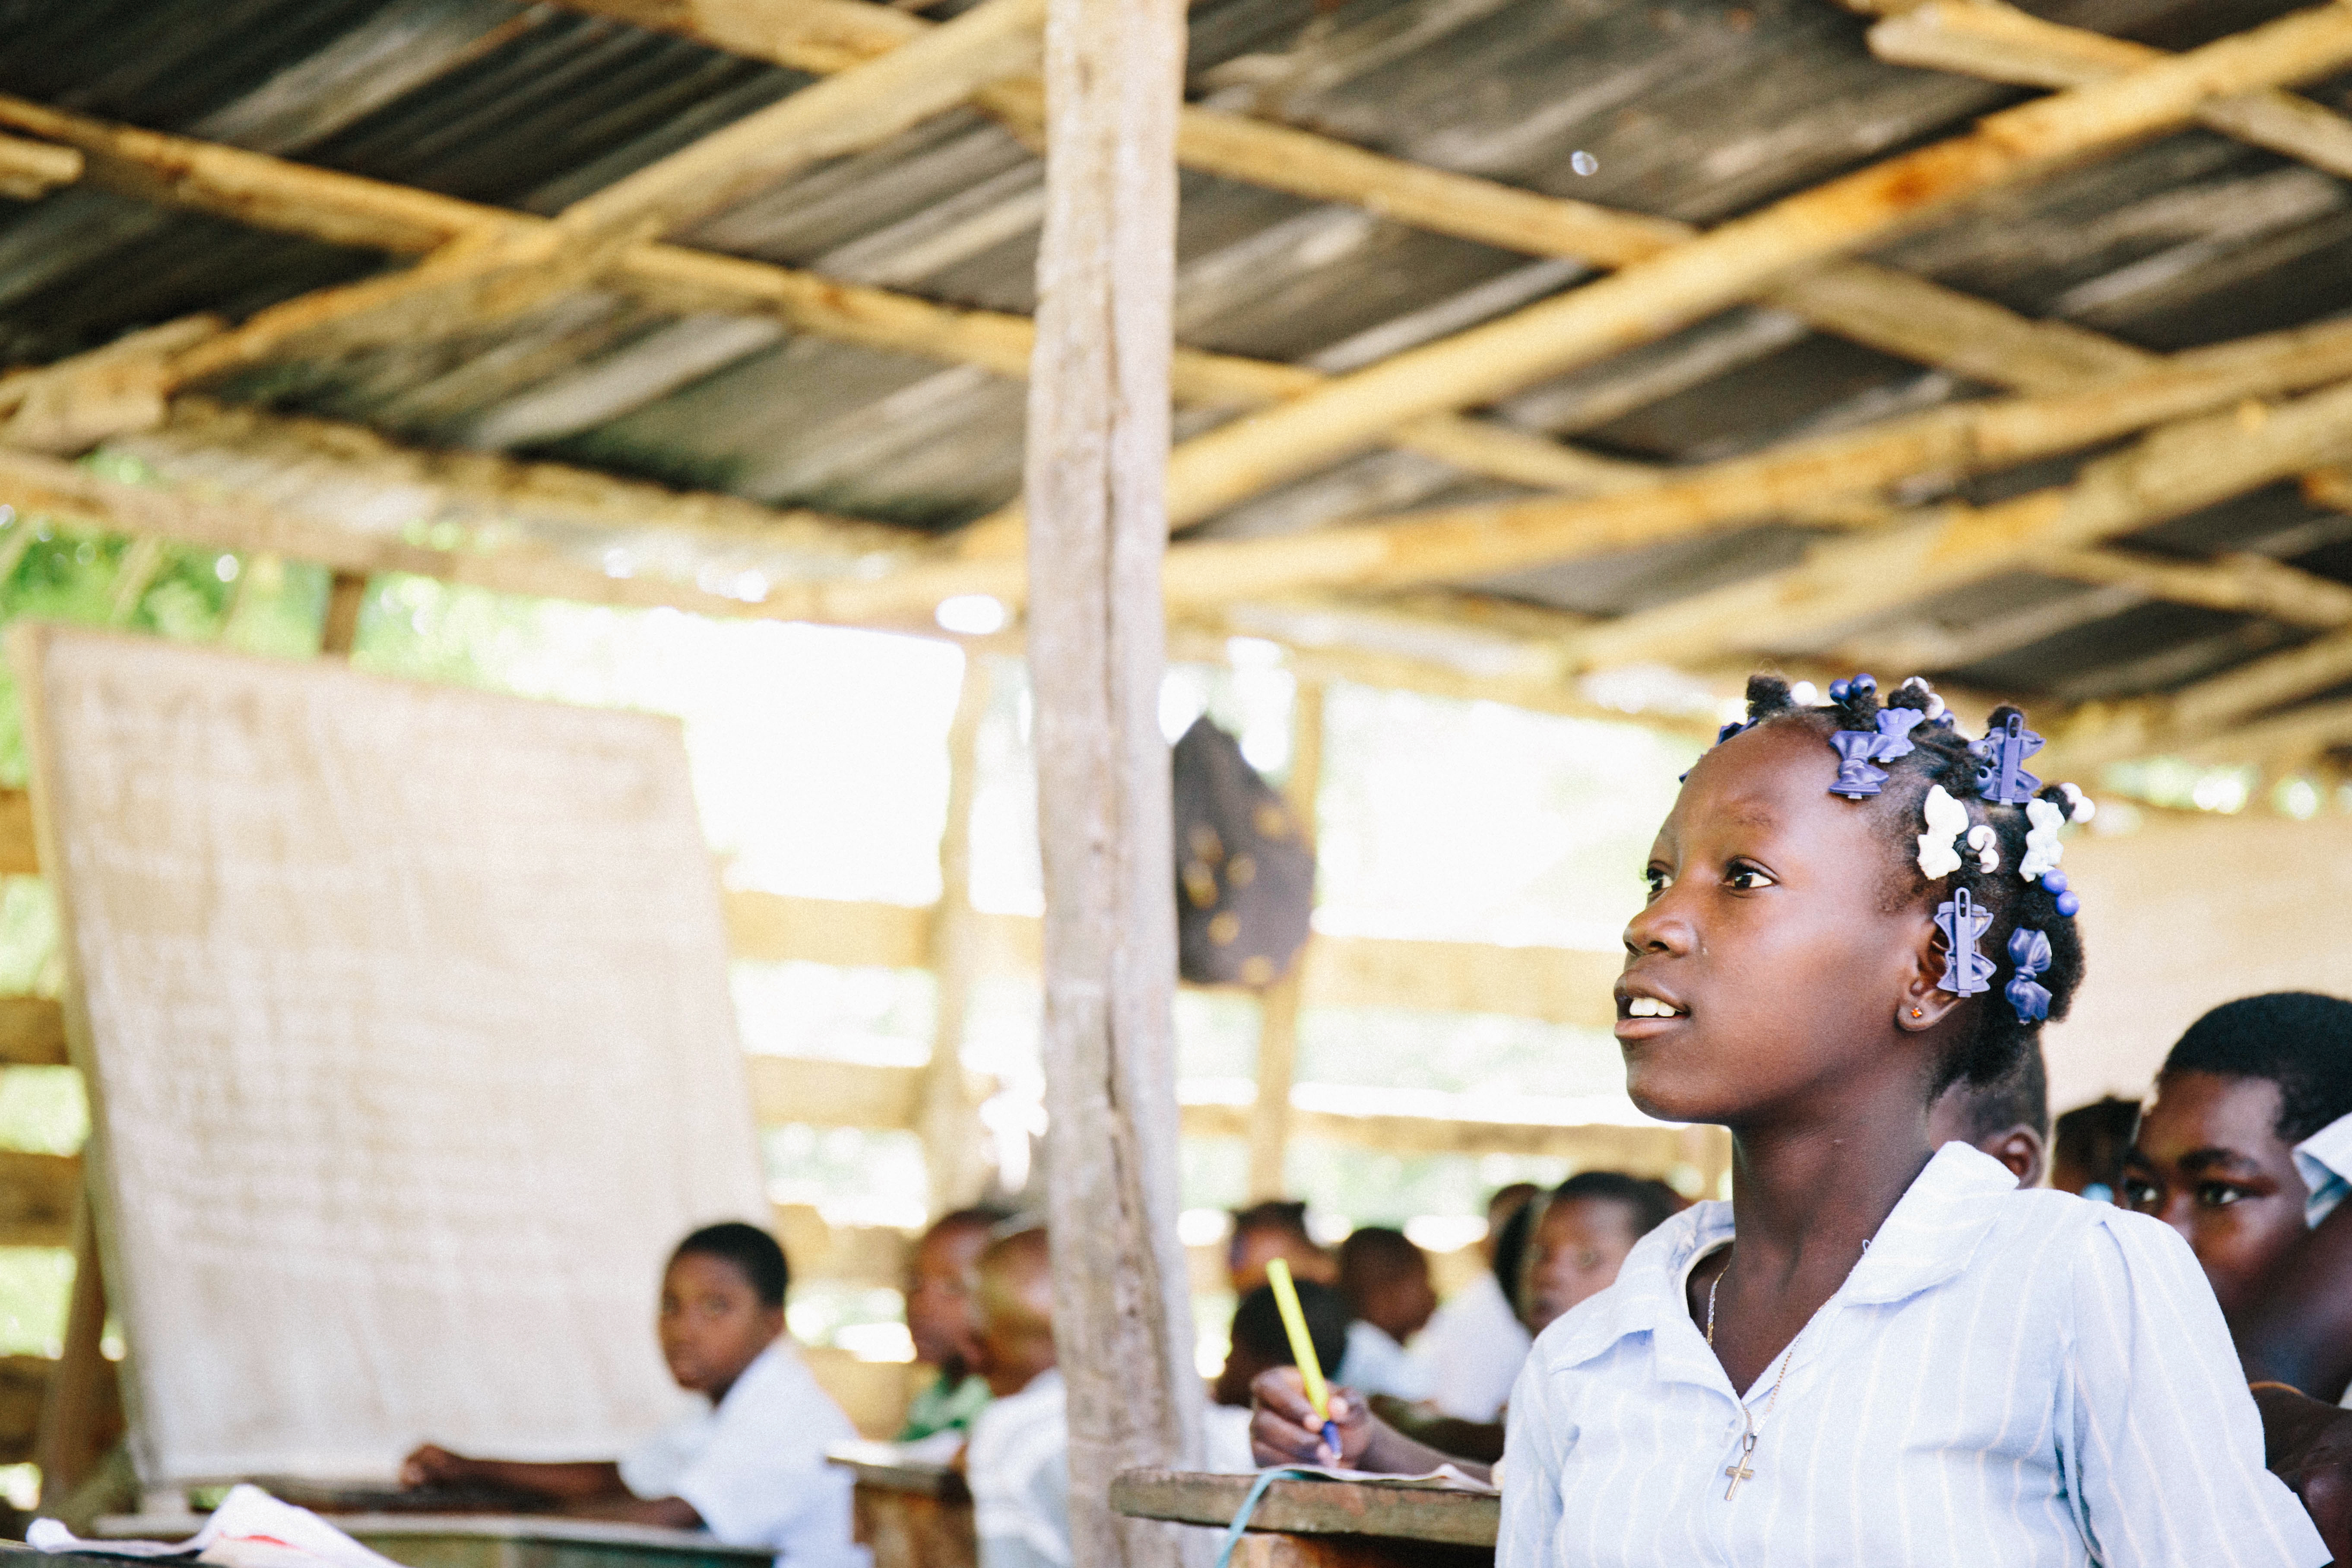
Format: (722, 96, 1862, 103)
(0, 1151, 79, 1247)
(745, 1054, 924, 1130)
(1871, 0, 2352, 181)
(1138, 3, 2352, 530)
(0, 790, 36, 875)
(0, 1354, 55, 1467)
(0, 997, 67, 1066)
(319, 570, 368, 659)
(723, 891, 932, 969)
(916, 659, 991, 1213)
(0, 132, 79, 200)
(1024, 0, 1203, 1546)
(1301, 937, 1619, 1030)
(1246, 681, 1320, 1201)
(1110, 1470, 1498, 1547)
(33, 1209, 114, 1497)
(1179, 1100, 1692, 1168)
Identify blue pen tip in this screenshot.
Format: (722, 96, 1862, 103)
(1321, 1420, 1341, 1457)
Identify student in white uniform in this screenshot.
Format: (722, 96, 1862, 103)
(1332, 1227, 1436, 1402)
(1415, 1184, 1537, 1423)
(1496, 676, 2323, 1565)
(965, 1228, 1070, 1568)
(403, 1223, 866, 1568)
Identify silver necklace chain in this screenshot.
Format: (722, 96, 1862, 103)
(1704, 1250, 1802, 1502)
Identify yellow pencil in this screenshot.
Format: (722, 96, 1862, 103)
(1265, 1258, 1342, 1455)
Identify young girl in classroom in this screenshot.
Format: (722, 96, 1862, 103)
(1494, 674, 2325, 1565)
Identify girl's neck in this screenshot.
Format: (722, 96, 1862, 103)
(1726, 1103, 1934, 1275)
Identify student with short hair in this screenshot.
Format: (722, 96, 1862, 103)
(1215, 1277, 1350, 1410)
(1491, 676, 2320, 1564)
(1927, 1040, 2050, 1187)
(402, 1222, 865, 1568)
(2051, 1094, 2139, 1201)
(1226, 1200, 1334, 1296)
(2123, 993, 2352, 1326)
(965, 1229, 1070, 1568)
(897, 1207, 1010, 1441)
(1520, 1174, 1680, 1337)
(1333, 1227, 1436, 1400)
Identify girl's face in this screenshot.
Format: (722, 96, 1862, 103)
(1617, 722, 1944, 1128)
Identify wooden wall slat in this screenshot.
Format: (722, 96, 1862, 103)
(0, 790, 34, 876)
(0, 998, 66, 1066)
(0, 1151, 78, 1247)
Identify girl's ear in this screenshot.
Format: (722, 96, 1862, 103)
(1897, 906, 1963, 1032)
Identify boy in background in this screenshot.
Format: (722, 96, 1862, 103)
(1226, 1200, 1335, 1296)
(403, 1222, 864, 1568)
(1333, 1227, 1436, 1401)
(965, 1229, 1068, 1568)
(898, 1207, 1008, 1441)
(1927, 1042, 2050, 1188)
(1213, 1277, 1350, 1410)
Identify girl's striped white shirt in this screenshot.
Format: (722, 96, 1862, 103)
(1499, 1142, 2327, 1568)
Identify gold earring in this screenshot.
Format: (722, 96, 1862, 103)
(1910, 1007, 1924, 1018)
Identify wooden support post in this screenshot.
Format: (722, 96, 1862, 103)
(919, 656, 993, 1215)
(318, 570, 368, 658)
(1024, 0, 1199, 1546)
(1246, 681, 1323, 1203)
(34, 1204, 118, 1505)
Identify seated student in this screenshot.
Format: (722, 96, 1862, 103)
(2050, 1094, 2139, 1201)
(1416, 1182, 1539, 1422)
(1332, 1227, 1437, 1401)
(1498, 677, 2317, 1562)
(402, 1222, 864, 1568)
(965, 1228, 1070, 1568)
(1214, 1277, 1351, 1410)
(1926, 1039, 2049, 1187)
(2122, 994, 2352, 1330)
(1227, 1199, 1336, 1297)
(1254, 1173, 1677, 1476)
(898, 1207, 1009, 1442)
(1521, 1174, 1681, 1338)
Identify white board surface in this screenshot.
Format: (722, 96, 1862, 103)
(13, 626, 769, 1487)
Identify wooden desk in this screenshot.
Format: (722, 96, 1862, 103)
(1111, 1469, 1497, 1568)
(826, 1443, 974, 1568)
(90, 1512, 776, 1568)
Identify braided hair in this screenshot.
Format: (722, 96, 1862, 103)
(1728, 673, 2089, 1093)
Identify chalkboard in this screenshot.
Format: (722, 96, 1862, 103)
(11, 626, 770, 1488)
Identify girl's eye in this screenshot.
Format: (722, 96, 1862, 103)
(2195, 1183, 2250, 1208)
(2121, 1179, 2161, 1211)
(1643, 867, 1674, 898)
(1725, 862, 1777, 891)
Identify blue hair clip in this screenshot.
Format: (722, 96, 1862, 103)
(1934, 887, 1995, 997)
(1970, 712, 2044, 806)
(2005, 927, 2052, 1023)
(1827, 707, 1927, 799)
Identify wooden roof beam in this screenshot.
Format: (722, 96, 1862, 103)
(0, 131, 78, 199)
(553, 0, 2154, 411)
(1127, 1, 2352, 535)
(1547, 374, 2352, 680)
(0, 97, 1654, 502)
(1871, 0, 2352, 181)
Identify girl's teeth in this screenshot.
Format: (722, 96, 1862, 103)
(1628, 997, 1680, 1018)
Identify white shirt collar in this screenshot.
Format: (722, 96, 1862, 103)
(2293, 1110, 2352, 1228)
(1539, 1140, 2020, 1381)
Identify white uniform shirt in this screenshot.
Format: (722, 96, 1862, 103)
(1418, 1270, 1532, 1422)
(1499, 1143, 2326, 1568)
(2292, 1110, 2352, 1229)
(1336, 1319, 1434, 1403)
(969, 1370, 1071, 1568)
(618, 1341, 868, 1568)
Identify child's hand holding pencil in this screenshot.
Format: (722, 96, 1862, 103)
(1246, 1365, 1369, 1467)
(1253, 1259, 1369, 1468)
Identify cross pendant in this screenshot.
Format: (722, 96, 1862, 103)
(1722, 1460, 1755, 1501)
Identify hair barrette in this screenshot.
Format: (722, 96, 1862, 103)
(2019, 797, 2066, 882)
(1916, 785, 1968, 879)
(1969, 712, 2044, 806)
(1934, 887, 1995, 997)
(1828, 706, 1926, 798)
(2005, 928, 2052, 1023)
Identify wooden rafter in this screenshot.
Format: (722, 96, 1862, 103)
(0, 96, 1651, 503)
(0, 132, 77, 200)
(1554, 374, 2352, 677)
(1870, 0, 2352, 181)
(1122, 1, 2352, 534)
(550, 0, 2155, 412)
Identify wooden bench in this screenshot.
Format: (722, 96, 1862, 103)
(88, 1511, 777, 1568)
(1111, 1469, 1496, 1568)
(827, 1442, 975, 1568)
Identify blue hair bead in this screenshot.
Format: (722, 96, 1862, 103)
(1829, 680, 1851, 702)
(1854, 674, 1876, 694)
(2055, 890, 2081, 918)
(2041, 870, 2068, 895)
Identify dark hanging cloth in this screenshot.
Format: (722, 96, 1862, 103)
(1170, 716, 1314, 988)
